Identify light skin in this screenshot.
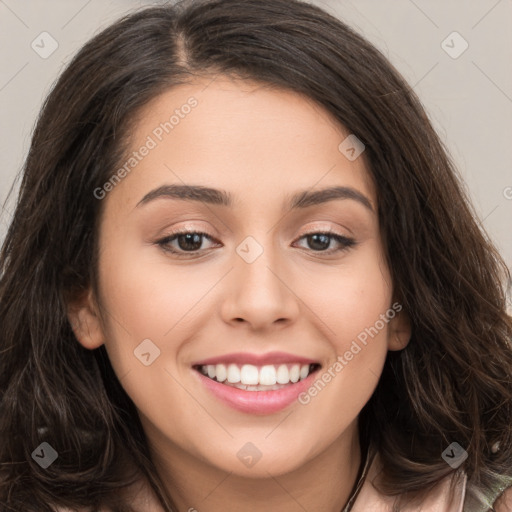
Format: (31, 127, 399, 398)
(68, 75, 411, 512)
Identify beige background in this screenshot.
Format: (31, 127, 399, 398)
(1, 0, 511, 287)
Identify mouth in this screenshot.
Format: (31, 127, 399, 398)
(191, 351, 323, 414)
(193, 362, 322, 391)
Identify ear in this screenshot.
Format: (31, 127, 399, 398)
(67, 287, 105, 350)
(386, 302, 411, 351)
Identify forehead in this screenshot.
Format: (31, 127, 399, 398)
(106, 75, 376, 213)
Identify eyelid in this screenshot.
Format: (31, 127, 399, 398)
(157, 222, 350, 243)
(155, 225, 356, 259)
(298, 221, 353, 237)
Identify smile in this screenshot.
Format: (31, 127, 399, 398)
(191, 352, 322, 414)
(195, 363, 320, 390)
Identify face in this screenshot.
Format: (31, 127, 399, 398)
(69, 75, 410, 481)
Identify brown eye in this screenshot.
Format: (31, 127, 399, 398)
(157, 231, 219, 256)
(294, 231, 356, 254)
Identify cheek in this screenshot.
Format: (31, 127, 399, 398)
(95, 237, 229, 376)
(297, 270, 391, 434)
(95, 244, 213, 438)
(305, 249, 392, 351)
(300, 248, 392, 396)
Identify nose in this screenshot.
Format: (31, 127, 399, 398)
(220, 238, 300, 331)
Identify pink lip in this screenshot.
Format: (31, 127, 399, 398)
(192, 366, 320, 415)
(191, 351, 318, 367)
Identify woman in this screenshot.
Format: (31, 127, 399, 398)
(1, 0, 511, 510)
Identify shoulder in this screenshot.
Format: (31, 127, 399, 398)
(352, 449, 467, 511)
(494, 487, 512, 512)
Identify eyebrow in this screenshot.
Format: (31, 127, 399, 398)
(136, 184, 374, 212)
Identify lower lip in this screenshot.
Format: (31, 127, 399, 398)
(193, 369, 320, 415)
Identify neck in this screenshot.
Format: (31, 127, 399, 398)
(148, 420, 362, 512)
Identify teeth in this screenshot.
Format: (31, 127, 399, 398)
(259, 365, 277, 385)
(276, 364, 289, 384)
(216, 364, 227, 383)
(198, 363, 315, 387)
(289, 365, 300, 383)
(240, 364, 259, 385)
(227, 364, 241, 383)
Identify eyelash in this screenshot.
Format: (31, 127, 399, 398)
(155, 229, 357, 258)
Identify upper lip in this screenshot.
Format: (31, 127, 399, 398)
(192, 351, 320, 367)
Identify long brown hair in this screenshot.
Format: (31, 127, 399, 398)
(1, 0, 511, 510)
